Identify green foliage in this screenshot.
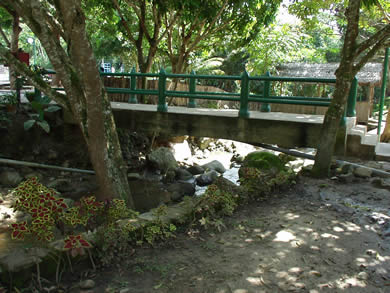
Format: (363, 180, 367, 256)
(143, 205, 177, 245)
(0, 92, 18, 105)
(239, 167, 296, 198)
(193, 184, 238, 231)
(11, 177, 67, 242)
(24, 97, 61, 133)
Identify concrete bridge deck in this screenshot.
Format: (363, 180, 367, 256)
(111, 102, 325, 148)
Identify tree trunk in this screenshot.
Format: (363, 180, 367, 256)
(381, 116, 390, 142)
(9, 11, 21, 90)
(311, 77, 351, 176)
(312, 0, 359, 177)
(2, 0, 135, 208)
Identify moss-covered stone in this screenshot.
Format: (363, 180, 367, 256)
(241, 151, 285, 174)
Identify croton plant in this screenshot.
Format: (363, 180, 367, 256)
(10, 177, 93, 251)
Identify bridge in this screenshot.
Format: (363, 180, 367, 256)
(112, 103, 325, 148)
(48, 69, 360, 150)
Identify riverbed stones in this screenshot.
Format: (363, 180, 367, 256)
(167, 182, 195, 201)
(187, 164, 205, 175)
(80, 279, 95, 290)
(201, 160, 226, 174)
(147, 147, 178, 173)
(354, 167, 372, 178)
(128, 180, 171, 212)
(0, 170, 23, 187)
(196, 170, 219, 186)
(175, 168, 194, 181)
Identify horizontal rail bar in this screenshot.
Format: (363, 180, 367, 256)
(266, 95, 332, 102)
(165, 92, 240, 101)
(248, 97, 330, 106)
(250, 76, 337, 83)
(100, 72, 159, 78)
(106, 87, 158, 95)
(43, 69, 336, 84)
(166, 73, 241, 80)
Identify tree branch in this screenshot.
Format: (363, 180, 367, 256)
(111, 0, 136, 44)
(186, 0, 229, 54)
(355, 23, 390, 57)
(354, 34, 389, 73)
(0, 43, 70, 109)
(376, 0, 390, 23)
(0, 26, 10, 47)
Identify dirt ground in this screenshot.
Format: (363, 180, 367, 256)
(1, 109, 390, 292)
(73, 174, 390, 293)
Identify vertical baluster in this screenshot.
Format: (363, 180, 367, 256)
(128, 67, 137, 104)
(239, 70, 250, 118)
(158, 68, 168, 112)
(188, 70, 197, 108)
(346, 77, 357, 117)
(261, 71, 271, 112)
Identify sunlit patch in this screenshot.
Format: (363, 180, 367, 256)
(274, 230, 296, 242)
(333, 226, 344, 232)
(285, 213, 300, 220)
(245, 238, 254, 243)
(341, 221, 361, 232)
(321, 233, 339, 239)
(276, 271, 289, 278)
(288, 267, 302, 273)
(310, 245, 320, 251)
(300, 227, 314, 233)
(333, 247, 345, 253)
(253, 228, 262, 233)
(246, 276, 264, 286)
(311, 232, 320, 240)
(335, 276, 366, 288)
(277, 251, 286, 258)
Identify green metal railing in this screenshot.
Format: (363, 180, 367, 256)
(378, 47, 389, 135)
(39, 68, 359, 122)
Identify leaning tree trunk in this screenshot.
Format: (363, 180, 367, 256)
(311, 0, 359, 177)
(57, 0, 134, 207)
(2, 0, 135, 208)
(311, 77, 352, 176)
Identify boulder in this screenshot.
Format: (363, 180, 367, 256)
(80, 279, 96, 290)
(241, 151, 285, 173)
(201, 160, 226, 174)
(147, 147, 178, 173)
(175, 168, 194, 181)
(129, 180, 171, 212)
(167, 182, 195, 201)
(353, 167, 372, 178)
(0, 170, 23, 187)
(187, 164, 205, 175)
(213, 176, 242, 196)
(47, 178, 74, 192)
(196, 170, 219, 186)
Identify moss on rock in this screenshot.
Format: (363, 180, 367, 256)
(241, 151, 285, 173)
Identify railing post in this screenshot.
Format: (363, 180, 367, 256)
(378, 47, 389, 135)
(34, 86, 42, 100)
(157, 68, 168, 112)
(239, 70, 250, 118)
(188, 70, 197, 108)
(261, 71, 271, 112)
(346, 76, 357, 117)
(128, 67, 137, 104)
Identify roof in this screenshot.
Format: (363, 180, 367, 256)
(276, 63, 383, 85)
